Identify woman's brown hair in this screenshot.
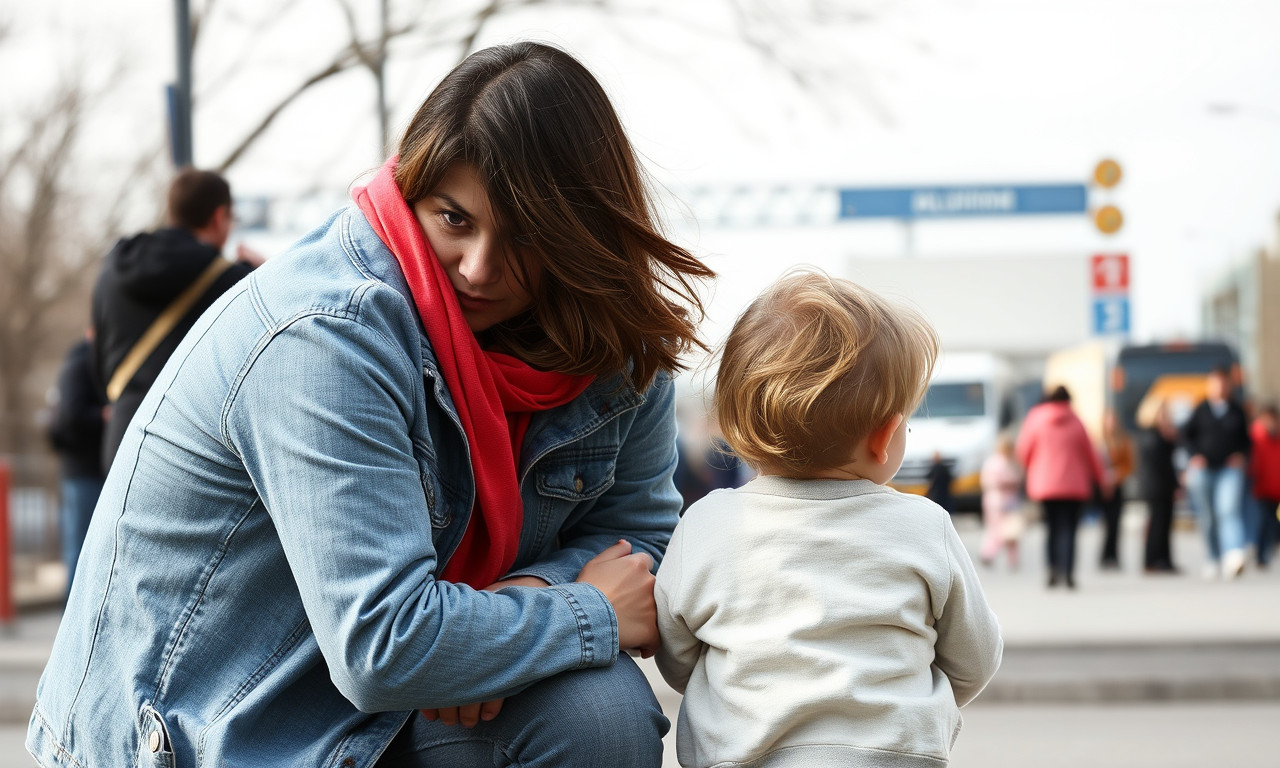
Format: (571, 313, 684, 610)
(395, 42, 713, 389)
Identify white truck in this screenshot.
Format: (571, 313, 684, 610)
(889, 352, 1028, 511)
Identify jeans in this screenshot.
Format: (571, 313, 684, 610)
(1043, 499, 1082, 579)
(1100, 484, 1125, 565)
(59, 474, 104, 598)
(1185, 464, 1245, 562)
(1143, 491, 1176, 569)
(374, 654, 668, 768)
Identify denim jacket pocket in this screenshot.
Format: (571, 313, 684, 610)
(138, 704, 176, 768)
(536, 449, 617, 502)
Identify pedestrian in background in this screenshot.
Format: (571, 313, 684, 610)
(1136, 398, 1180, 574)
(1017, 386, 1110, 589)
(1098, 409, 1135, 570)
(979, 432, 1024, 570)
(1248, 403, 1280, 569)
(45, 331, 107, 598)
(1181, 367, 1250, 579)
(925, 450, 954, 512)
(90, 168, 263, 473)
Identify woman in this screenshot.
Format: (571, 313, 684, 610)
(1016, 386, 1110, 589)
(1136, 398, 1180, 573)
(28, 43, 712, 768)
(1098, 408, 1135, 569)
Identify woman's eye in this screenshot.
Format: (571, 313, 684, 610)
(440, 211, 467, 227)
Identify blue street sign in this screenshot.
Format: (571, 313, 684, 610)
(1092, 296, 1130, 336)
(838, 184, 1088, 220)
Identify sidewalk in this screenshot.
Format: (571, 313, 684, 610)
(3, 504, 1279, 753)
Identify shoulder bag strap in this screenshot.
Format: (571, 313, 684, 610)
(106, 256, 233, 403)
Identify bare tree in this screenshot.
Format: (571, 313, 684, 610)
(0, 72, 159, 460)
(0, 0, 902, 462)
(193, 0, 898, 174)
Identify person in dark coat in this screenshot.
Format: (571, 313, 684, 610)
(925, 451, 954, 513)
(91, 168, 262, 473)
(1181, 367, 1251, 579)
(46, 333, 108, 596)
(1136, 399, 1180, 574)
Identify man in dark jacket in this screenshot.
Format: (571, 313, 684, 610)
(91, 168, 262, 472)
(1181, 367, 1250, 579)
(47, 333, 108, 597)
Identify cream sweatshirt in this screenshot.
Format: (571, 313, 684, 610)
(654, 476, 1003, 768)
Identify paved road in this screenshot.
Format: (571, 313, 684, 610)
(949, 703, 1280, 768)
(7, 704, 1277, 768)
(5, 506, 1279, 766)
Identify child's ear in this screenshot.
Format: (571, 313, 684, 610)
(867, 413, 905, 465)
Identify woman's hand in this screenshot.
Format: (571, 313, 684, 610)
(421, 699, 504, 727)
(576, 540, 659, 657)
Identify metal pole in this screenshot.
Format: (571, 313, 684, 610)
(0, 460, 14, 625)
(174, 0, 194, 166)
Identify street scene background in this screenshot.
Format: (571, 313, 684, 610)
(4, 0, 1280, 765)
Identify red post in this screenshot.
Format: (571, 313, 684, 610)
(0, 460, 14, 624)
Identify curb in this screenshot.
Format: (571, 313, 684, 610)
(976, 640, 1280, 705)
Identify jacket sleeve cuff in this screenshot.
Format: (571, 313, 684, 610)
(547, 582, 618, 668)
(504, 548, 593, 586)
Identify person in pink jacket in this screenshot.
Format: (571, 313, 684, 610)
(1016, 386, 1110, 589)
(980, 433, 1024, 570)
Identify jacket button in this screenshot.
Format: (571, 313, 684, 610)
(342, 759, 356, 768)
(148, 731, 162, 753)
(574, 476, 584, 493)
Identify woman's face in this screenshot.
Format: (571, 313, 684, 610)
(413, 163, 539, 333)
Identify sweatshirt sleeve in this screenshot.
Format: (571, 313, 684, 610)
(654, 519, 703, 694)
(933, 516, 1003, 707)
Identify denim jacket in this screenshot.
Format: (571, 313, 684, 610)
(27, 207, 682, 768)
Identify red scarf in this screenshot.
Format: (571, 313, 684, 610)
(354, 157, 593, 588)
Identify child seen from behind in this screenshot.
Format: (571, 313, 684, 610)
(654, 271, 1003, 768)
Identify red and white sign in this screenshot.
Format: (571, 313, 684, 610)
(1091, 254, 1129, 293)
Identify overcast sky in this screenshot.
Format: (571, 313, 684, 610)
(8, 0, 1280, 347)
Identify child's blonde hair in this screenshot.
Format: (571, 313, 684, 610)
(715, 270, 939, 475)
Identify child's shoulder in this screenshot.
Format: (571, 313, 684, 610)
(868, 485, 956, 534)
(679, 485, 749, 524)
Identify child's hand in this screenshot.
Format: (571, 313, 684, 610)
(421, 699, 504, 727)
(577, 540, 659, 655)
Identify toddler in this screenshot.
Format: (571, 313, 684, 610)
(979, 433, 1025, 569)
(655, 271, 1003, 768)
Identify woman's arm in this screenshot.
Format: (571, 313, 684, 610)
(225, 309, 621, 713)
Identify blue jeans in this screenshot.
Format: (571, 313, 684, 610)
(59, 474, 104, 598)
(1185, 464, 1245, 562)
(374, 654, 668, 768)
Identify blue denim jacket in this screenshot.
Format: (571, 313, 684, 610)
(27, 208, 681, 768)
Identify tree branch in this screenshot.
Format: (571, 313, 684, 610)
(214, 51, 360, 173)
